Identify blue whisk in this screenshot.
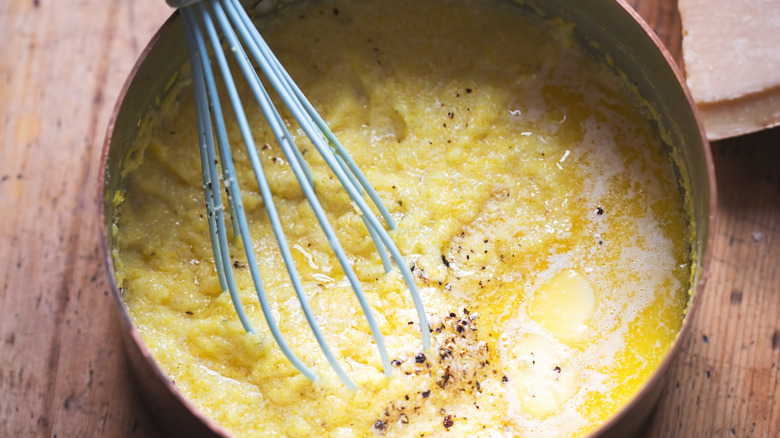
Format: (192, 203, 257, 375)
(165, 0, 431, 390)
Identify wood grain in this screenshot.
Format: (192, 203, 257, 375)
(0, 0, 777, 437)
(0, 1, 171, 436)
(641, 131, 780, 438)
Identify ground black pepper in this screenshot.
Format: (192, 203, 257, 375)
(373, 420, 387, 432)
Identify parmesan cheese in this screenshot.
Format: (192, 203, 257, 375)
(679, 0, 780, 139)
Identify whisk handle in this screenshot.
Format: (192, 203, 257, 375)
(166, 0, 203, 7)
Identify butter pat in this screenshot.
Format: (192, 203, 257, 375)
(529, 270, 595, 345)
(679, 0, 780, 139)
(505, 334, 578, 417)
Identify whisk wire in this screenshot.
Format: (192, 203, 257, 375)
(183, 7, 257, 338)
(187, 25, 229, 295)
(230, 4, 398, 231)
(177, 0, 432, 388)
(208, 1, 370, 387)
(222, 0, 430, 350)
(208, 0, 394, 382)
(191, 3, 365, 386)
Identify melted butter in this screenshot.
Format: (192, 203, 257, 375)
(504, 334, 579, 418)
(529, 270, 596, 346)
(114, 0, 693, 436)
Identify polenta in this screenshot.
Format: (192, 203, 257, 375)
(114, 0, 693, 436)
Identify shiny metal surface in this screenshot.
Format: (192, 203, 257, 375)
(99, 1, 715, 436)
(99, 12, 232, 438)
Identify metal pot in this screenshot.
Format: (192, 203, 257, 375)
(99, 1, 716, 436)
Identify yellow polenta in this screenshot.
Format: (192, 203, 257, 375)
(114, 0, 693, 436)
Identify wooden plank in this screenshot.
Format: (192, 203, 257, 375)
(624, 1, 780, 436)
(1, 0, 778, 436)
(643, 128, 780, 438)
(0, 1, 171, 436)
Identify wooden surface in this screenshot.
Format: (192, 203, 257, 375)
(0, 0, 777, 436)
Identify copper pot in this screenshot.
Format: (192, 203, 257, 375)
(99, 1, 716, 436)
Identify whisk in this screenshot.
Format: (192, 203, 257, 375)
(165, 0, 431, 389)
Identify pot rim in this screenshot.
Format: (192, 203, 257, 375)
(591, 1, 716, 435)
(98, 1, 717, 436)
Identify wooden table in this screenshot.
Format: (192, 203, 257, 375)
(1, 0, 778, 436)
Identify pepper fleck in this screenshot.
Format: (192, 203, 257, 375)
(443, 415, 454, 429)
(415, 353, 426, 363)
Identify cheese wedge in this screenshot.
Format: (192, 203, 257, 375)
(679, 0, 780, 139)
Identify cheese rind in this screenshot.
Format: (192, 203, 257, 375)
(697, 86, 780, 140)
(679, 0, 780, 139)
